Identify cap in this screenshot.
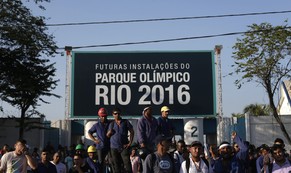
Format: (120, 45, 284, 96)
(87, 145, 97, 153)
(75, 144, 84, 150)
(155, 135, 171, 146)
(98, 107, 108, 117)
(161, 106, 170, 112)
(190, 141, 203, 147)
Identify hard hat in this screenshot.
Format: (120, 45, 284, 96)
(161, 106, 170, 112)
(87, 145, 97, 153)
(98, 107, 108, 117)
(75, 144, 84, 150)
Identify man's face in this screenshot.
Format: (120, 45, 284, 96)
(272, 148, 285, 162)
(73, 156, 82, 166)
(176, 142, 186, 153)
(53, 153, 61, 163)
(14, 142, 26, 156)
(233, 144, 240, 153)
(41, 151, 49, 162)
(190, 145, 202, 158)
(158, 140, 170, 155)
(219, 146, 232, 159)
(99, 115, 107, 122)
(88, 152, 96, 159)
(144, 108, 152, 117)
(161, 111, 169, 118)
(112, 111, 121, 119)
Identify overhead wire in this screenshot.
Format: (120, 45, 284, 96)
(50, 10, 291, 50)
(47, 10, 291, 26)
(57, 26, 291, 50)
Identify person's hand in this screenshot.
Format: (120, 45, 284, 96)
(94, 138, 100, 144)
(106, 129, 115, 137)
(231, 131, 237, 139)
(140, 143, 145, 148)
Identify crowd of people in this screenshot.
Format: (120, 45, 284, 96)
(0, 106, 291, 173)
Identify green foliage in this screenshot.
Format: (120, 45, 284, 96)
(0, 0, 59, 139)
(233, 21, 291, 92)
(243, 103, 272, 116)
(232, 21, 291, 144)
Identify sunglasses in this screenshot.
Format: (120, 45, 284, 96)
(113, 112, 120, 115)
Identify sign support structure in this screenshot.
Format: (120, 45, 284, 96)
(215, 45, 224, 145)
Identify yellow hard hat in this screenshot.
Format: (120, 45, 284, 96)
(87, 145, 97, 153)
(161, 106, 170, 112)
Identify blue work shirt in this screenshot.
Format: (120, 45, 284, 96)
(137, 115, 158, 151)
(86, 157, 99, 173)
(108, 119, 133, 150)
(157, 117, 175, 138)
(88, 120, 110, 150)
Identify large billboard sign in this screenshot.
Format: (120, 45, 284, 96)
(71, 51, 216, 118)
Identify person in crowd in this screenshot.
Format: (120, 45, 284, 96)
(106, 108, 134, 173)
(210, 131, 248, 173)
(247, 144, 257, 173)
(75, 144, 86, 157)
(274, 138, 289, 158)
(0, 139, 37, 173)
(33, 149, 57, 173)
(0, 144, 9, 159)
(208, 144, 219, 162)
(51, 152, 67, 173)
(69, 154, 93, 173)
(157, 106, 175, 139)
(31, 147, 40, 163)
(256, 144, 270, 173)
(173, 140, 188, 173)
(143, 135, 175, 173)
(233, 142, 240, 154)
(64, 152, 74, 172)
(85, 145, 99, 173)
(267, 144, 291, 172)
(137, 106, 158, 158)
(129, 146, 142, 173)
(88, 107, 111, 172)
(180, 141, 209, 173)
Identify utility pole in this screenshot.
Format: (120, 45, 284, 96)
(64, 46, 72, 147)
(215, 45, 224, 145)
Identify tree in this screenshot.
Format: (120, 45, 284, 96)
(243, 103, 272, 116)
(232, 21, 291, 144)
(0, 0, 59, 139)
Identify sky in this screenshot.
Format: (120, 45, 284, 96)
(1, 1, 291, 122)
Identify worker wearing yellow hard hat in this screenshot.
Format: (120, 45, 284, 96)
(157, 106, 175, 139)
(86, 145, 99, 173)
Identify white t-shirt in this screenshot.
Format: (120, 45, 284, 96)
(0, 151, 28, 173)
(179, 158, 209, 173)
(50, 161, 67, 173)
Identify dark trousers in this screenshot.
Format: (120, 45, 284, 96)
(110, 148, 132, 173)
(97, 148, 109, 173)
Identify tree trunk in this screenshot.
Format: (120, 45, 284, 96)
(268, 88, 291, 145)
(19, 108, 26, 140)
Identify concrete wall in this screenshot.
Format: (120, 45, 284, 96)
(248, 115, 291, 151)
(0, 118, 43, 152)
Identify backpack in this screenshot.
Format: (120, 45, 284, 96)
(185, 157, 209, 173)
